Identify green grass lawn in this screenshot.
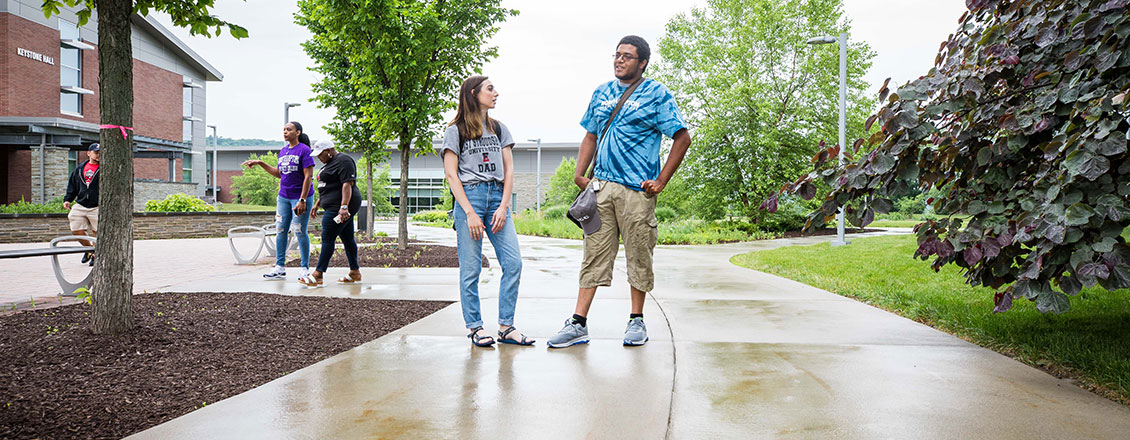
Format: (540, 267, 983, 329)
(731, 234, 1130, 404)
(219, 203, 276, 212)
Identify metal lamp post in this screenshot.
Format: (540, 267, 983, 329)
(528, 138, 542, 212)
(284, 102, 301, 125)
(807, 32, 849, 247)
(207, 124, 218, 208)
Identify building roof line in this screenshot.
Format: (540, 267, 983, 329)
(133, 15, 223, 81)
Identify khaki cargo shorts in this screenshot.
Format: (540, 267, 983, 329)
(67, 203, 99, 232)
(579, 179, 658, 292)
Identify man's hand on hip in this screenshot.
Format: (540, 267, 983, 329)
(641, 179, 666, 196)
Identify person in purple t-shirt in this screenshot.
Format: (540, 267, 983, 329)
(242, 121, 316, 280)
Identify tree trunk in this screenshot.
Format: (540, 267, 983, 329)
(91, 0, 134, 334)
(397, 136, 411, 250)
(366, 151, 374, 238)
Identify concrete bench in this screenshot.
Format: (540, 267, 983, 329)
(0, 236, 96, 296)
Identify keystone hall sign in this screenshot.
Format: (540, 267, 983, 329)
(17, 47, 55, 65)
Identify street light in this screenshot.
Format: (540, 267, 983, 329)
(284, 102, 301, 125)
(808, 32, 850, 247)
(207, 124, 218, 208)
(528, 138, 542, 212)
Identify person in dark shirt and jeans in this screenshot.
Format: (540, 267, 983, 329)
(63, 143, 101, 266)
(299, 140, 362, 286)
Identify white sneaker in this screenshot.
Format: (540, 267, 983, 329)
(263, 265, 287, 280)
(300, 268, 312, 278)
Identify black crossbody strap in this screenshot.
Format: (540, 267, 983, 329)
(586, 77, 643, 179)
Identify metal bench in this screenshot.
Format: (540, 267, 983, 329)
(227, 226, 266, 265)
(261, 222, 299, 258)
(0, 236, 96, 296)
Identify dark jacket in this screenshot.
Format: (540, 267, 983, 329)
(64, 160, 99, 208)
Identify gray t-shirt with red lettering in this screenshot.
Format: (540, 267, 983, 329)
(441, 120, 515, 184)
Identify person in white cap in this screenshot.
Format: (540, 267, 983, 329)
(299, 140, 362, 286)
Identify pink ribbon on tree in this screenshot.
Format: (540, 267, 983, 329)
(99, 124, 134, 139)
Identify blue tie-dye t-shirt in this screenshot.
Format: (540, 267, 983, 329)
(579, 78, 686, 191)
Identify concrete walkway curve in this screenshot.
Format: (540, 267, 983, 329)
(129, 222, 1130, 439)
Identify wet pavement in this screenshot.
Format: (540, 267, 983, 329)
(128, 223, 1130, 439)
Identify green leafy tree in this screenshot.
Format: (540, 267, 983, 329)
(545, 157, 578, 208)
(651, 0, 875, 222)
(296, 7, 392, 236)
(352, 157, 397, 215)
(294, 0, 515, 249)
(230, 153, 280, 206)
(782, 0, 1130, 314)
(42, 0, 245, 334)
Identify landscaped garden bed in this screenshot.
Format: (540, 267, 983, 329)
(289, 236, 487, 268)
(0, 292, 450, 439)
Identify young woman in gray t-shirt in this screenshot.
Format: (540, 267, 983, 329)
(442, 75, 533, 347)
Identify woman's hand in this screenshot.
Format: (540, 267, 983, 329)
(241, 159, 260, 168)
(491, 206, 508, 233)
(310, 203, 319, 218)
(338, 206, 350, 222)
(295, 199, 307, 215)
(466, 211, 485, 241)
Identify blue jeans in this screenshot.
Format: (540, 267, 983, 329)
(276, 195, 313, 268)
(453, 181, 523, 329)
(315, 209, 359, 273)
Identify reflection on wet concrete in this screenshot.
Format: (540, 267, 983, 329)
(131, 223, 1130, 439)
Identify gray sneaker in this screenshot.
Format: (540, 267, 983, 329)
(262, 266, 286, 280)
(623, 317, 648, 346)
(547, 318, 589, 348)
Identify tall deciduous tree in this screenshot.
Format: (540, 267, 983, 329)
(295, 8, 388, 236)
(294, 0, 515, 249)
(781, 0, 1130, 313)
(652, 0, 875, 221)
(43, 0, 245, 334)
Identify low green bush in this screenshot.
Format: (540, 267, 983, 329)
(412, 210, 451, 223)
(655, 206, 677, 222)
(144, 193, 215, 212)
(544, 204, 569, 219)
(0, 196, 66, 214)
(757, 196, 819, 232)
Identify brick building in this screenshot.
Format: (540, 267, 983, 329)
(0, 1, 220, 209)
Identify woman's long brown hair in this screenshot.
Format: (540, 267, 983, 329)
(449, 75, 496, 139)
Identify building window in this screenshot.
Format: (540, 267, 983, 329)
(182, 86, 195, 143)
(67, 150, 78, 174)
(183, 120, 193, 143)
(59, 19, 91, 116)
(206, 153, 213, 186)
(183, 158, 192, 182)
(388, 177, 445, 214)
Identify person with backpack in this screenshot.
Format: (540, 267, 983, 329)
(442, 75, 533, 347)
(548, 35, 692, 348)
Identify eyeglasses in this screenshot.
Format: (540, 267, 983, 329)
(613, 53, 638, 61)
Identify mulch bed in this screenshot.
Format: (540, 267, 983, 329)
(290, 237, 487, 268)
(0, 292, 450, 440)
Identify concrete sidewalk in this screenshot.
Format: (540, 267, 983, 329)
(129, 223, 1130, 439)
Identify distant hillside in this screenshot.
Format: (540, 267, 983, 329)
(205, 136, 280, 146)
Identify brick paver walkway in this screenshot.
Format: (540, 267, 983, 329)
(0, 236, 276, 312)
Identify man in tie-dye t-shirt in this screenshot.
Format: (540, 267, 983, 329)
(548, 35, 693, 349)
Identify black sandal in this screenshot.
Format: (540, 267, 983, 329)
(497, 326, 535, 346)
(468, 327, 495, 347)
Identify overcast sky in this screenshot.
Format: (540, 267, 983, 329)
(156, 0, 967, 144)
